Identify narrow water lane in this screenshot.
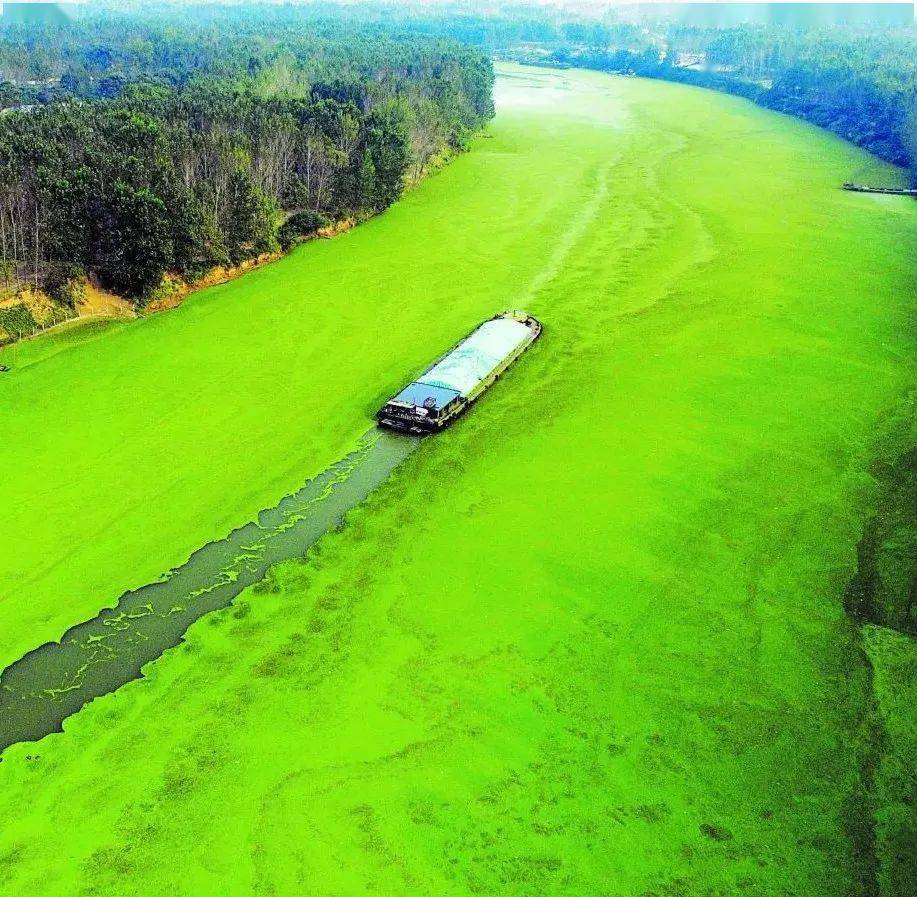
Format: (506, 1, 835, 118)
(0, 430, 420, 754)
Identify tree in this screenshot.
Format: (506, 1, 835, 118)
(93, 182, 174, 298)
(222, 170, 277, 265)
(366, 101, 410, 209)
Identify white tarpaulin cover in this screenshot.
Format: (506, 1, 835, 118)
(418, 318, 533, 397)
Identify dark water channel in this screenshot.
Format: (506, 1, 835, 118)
(0, 430, 420, 754)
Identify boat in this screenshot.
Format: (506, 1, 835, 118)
(842, 182, 917, 197)
(376, 311, 542, 434)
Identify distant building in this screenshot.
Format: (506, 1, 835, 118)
(1, 2, 83, 25)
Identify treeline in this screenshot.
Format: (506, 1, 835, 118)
(152, 4, 913, 174)
(0, 14, 493, 305)
(0, 10, 494, 115)
(9, 4, 907, 172)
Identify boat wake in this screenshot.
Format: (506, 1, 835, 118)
(0, 429, 420, 755)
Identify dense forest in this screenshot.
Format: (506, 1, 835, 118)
(96, 4, 907, 173)
(9, 5, 907, 169)
(111, 4, 912, 175)
(0, 10, 493, 326)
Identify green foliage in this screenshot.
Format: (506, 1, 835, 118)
(278, 211, 331, 250)
(902, 96, 917, 181)
(0, 259, 15, 288)
(0, 13, 495, 301)
(43, 263, 86, 308)
(144, 274, 184, 307)
(0, 302, 35, 336)
(95, 182, 175, 299)
(222, 171, 279, 266)
(365, 101, 412, 210)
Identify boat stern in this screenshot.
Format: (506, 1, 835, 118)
(376, 382, 464, 434)
(376, 400, 439, 434)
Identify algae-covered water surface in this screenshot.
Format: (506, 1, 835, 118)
(0, 430, 419, 751)
(0, 67, 914, 895)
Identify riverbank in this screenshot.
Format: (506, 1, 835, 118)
(0, 144, 467, 354)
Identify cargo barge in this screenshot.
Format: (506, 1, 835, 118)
(377, 311, 542, 433)
(842, 182, 917, 197)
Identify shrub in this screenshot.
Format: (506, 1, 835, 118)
(278, 211, 331, 251)
(43, 263, 87, 308)
(0, 303, 36, 337)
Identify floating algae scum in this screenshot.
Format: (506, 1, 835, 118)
(0, 310, 542, 752)
(0, 429, 419, 753)
(0, 65, 915, 896)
